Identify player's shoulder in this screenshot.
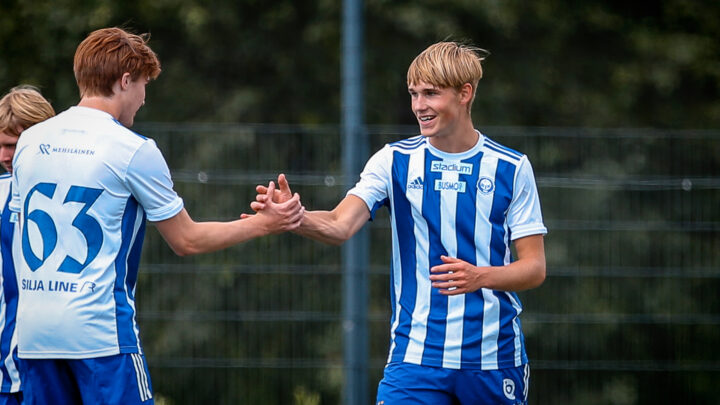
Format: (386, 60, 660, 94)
(481, 133, 526, 165)
(97, 114, 150, 145)
(21, 107, 150, 144)
(387, 135, 426, 152)
(68, 106, 150, 142)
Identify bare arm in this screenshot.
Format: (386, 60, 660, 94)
(249, 174, 370, 245)
(429, 234, 546, 295)
(294, 195, 370, 245)
(155, 182, 304, 256)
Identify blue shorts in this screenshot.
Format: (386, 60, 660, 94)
(21, 353, 153, 405)
(0, 392, 23, 405)
(376, 362, 530, 405)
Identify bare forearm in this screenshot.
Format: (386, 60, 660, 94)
(163, 216, 270, 256)
(155, 200, 302, 256)
(294, 211, 353, 245)
(293, 196, 371, 245)
(430, 235, 546, 295)
(480, 257, 546, 292)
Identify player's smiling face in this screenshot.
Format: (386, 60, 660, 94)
(409, 81, 466, 139)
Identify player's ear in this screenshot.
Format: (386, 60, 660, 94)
(120, 72, 132, 90)
(459, 83, 473, 105)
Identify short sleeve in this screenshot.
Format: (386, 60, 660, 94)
(126, 140, 184, 222)
(507, 157, 547, 240)
(346, 145, 392, 219)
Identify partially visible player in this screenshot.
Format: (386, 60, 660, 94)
(10, 28, 304, 405)
(0, 85, 55, 405)
(251, 42, 547, 404)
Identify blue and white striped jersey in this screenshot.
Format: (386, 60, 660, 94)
(348, 132, 547, 370)
(0, 174, 21, 392)
(9, 106, 184, 359)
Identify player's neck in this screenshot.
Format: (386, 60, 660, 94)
(427, 120, 478, 153)
(78, 96, 122, 121)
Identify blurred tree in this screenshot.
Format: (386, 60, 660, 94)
(1, 0, 719, 127)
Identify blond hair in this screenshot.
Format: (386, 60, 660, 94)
(0, 85, 55, 137)
(407, 42, 488, 109)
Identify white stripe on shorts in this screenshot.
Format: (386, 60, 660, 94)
(132, 353, 153, 401)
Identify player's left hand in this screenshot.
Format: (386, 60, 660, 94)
(430, 255, 486, 295)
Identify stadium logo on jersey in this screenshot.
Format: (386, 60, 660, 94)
(503, 378, 516, 400)
(430, 161, 473, 175)
(407, 176, 424, 190)
(39, 144, 51, 155)
(477, 177, 494, 194)
(434, 179, 466, 193)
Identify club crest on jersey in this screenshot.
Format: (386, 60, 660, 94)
(407, 176, 424, 190)
(430, 161, 473, 175)
(477, 177, 494, 194)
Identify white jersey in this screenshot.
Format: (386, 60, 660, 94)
(10, 106, 184, 359)
(348, 132, 547, 370)
(0, 174, 21, 392)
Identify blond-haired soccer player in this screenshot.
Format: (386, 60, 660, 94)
(10, 28, 304, 405)
(252, 42, 546, 404)
(0, 85, 55, 405)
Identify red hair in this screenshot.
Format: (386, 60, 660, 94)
(73, 27, 161, 98)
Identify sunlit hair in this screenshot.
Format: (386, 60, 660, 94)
(407, 42, 488, 109)
(74, 27, 161, 98)
(0, 85, 56, 137)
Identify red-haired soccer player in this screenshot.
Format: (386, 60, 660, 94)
(10, 28, 304, 405)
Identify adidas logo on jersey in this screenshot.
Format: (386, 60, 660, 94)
(407, 176, 424, 190)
